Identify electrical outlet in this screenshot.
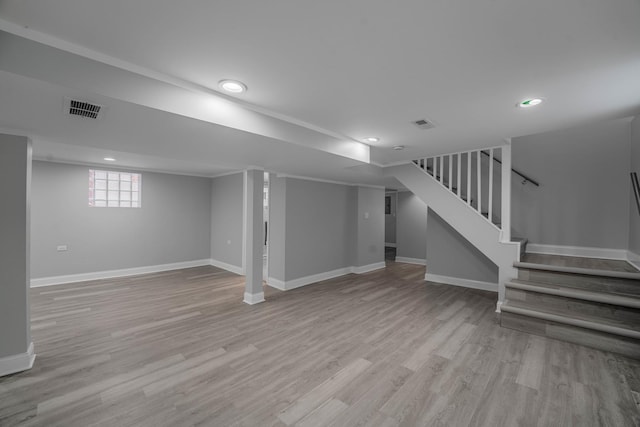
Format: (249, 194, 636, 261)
(57, 245, 68, 252)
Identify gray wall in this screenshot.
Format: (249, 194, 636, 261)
(385, 192, 397, 244)
(31, 161, 212, 278)
(512, 118, 631, 250)
(210, 172, 244, 269)
(268, 175, 286, 280)
(426, 209, 498, 283)
(630, 115, 640, 256)
(268, 177, 383, 282)
(355, 186, 385, 267)
(0, 135, 31, 360)
(283, 178, 353, 281)
(396, 191, 427, 261)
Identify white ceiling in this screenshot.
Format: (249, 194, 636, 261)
(0, 0, 639, 185)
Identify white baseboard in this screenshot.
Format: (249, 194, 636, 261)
(0, 342, 35, 377)
(351, 262, 386, 274)
(266, 277, 286, 290)
(496, 300, 504, 313)
(210, 258, 244, 275)
(396, 257, 426, 265)
(425, 273, 498, 293)
(269, 267, 353, 291)
(243, 292, 265, 305)
(526, 244, 627, 260)
(627, 250, 640, 271)
(30, 259, 213, 287)
(384, 242, 397, 248)
(267, 262, 387, 291)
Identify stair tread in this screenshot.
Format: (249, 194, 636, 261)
(514, 261, 640, 281)
(507, 278, 640, 308)
(502, 299, 640, 336)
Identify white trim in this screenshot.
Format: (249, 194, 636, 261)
(34, 157, 219, 179)
(495, 300, 503, 313)
(384, 242, 397, 248)
(425, 273, 498, 293)
(210, 259, 244, 275)
(271, 267, 352, 291)
(242, 170, 248, 275)
(30, 259, 212, 287)
(243, 292, 265, 305)
(266, 263, 387, 291)
(0, 342, 35, 377)
(396, 257, 426, 265)
(275, 174, 385, 190)
(526, 243, 628, 260)
(351, 262, 387, 274)
(627, 250, 640, 271)
(210, 170, 244, 179)
(266, 277, 286, 290)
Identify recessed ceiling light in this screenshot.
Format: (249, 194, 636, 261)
(518, 98, 543, 108)
(392, 145, 405, 151)
(219, 79, 247, 94)
(104, 157, 116, 161)
(363, 137, 379, 143)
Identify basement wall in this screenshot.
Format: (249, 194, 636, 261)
(210, 172, 244, 272)
(268, 177, 384, 286)
(426, 208, 498, 284)
(512, 118, 631, 252)
(629, 115, 640, 261)
(31, 161, 212, 279)
(396, 191, 427, 262)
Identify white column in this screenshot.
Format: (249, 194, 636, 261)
(501, 141, 512, 242)
(0, 134, 35, 377)
(243, 169, 265, 305)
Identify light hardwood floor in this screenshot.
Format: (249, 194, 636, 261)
(1, 262, 639, 426)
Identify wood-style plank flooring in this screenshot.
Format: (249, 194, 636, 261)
(522, 253, 639, 273)
(1, 262, 639, 426)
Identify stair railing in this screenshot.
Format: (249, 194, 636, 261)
(413, 143, 515, 242)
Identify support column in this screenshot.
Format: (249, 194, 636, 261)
(0, 134, 35, 377)
(243, 169, 265, 304)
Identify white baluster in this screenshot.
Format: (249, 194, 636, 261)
(456, 154, 461, 197)
(467, 152, 472, 206)
(476, 151, 481, 213)
(488, 149, 494, 224)
(448, 154, 453, 190)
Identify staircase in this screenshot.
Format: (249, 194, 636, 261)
(389, 144, 640, 358)
(387, 144, 521, 306)
(501, 259, 640, 358)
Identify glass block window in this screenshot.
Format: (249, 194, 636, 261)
(89, 169, 141, 208)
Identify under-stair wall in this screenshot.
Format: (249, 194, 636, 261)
(387, 148, 520, 307)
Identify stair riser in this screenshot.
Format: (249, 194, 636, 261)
(501, 311, 640, 359)
(518, 269, 640, 296)
(505, 287, 640, 328)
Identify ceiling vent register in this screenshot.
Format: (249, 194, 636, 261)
(66, 99, 103, 119)
(413, 119, 435, 130)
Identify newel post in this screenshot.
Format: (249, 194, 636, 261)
(500, 139, 512, 242)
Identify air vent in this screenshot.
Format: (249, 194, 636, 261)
(64, 98, 104, 120)
(413, 118, 435, 130)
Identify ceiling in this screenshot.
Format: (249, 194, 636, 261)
(0, 0, 639, 186)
